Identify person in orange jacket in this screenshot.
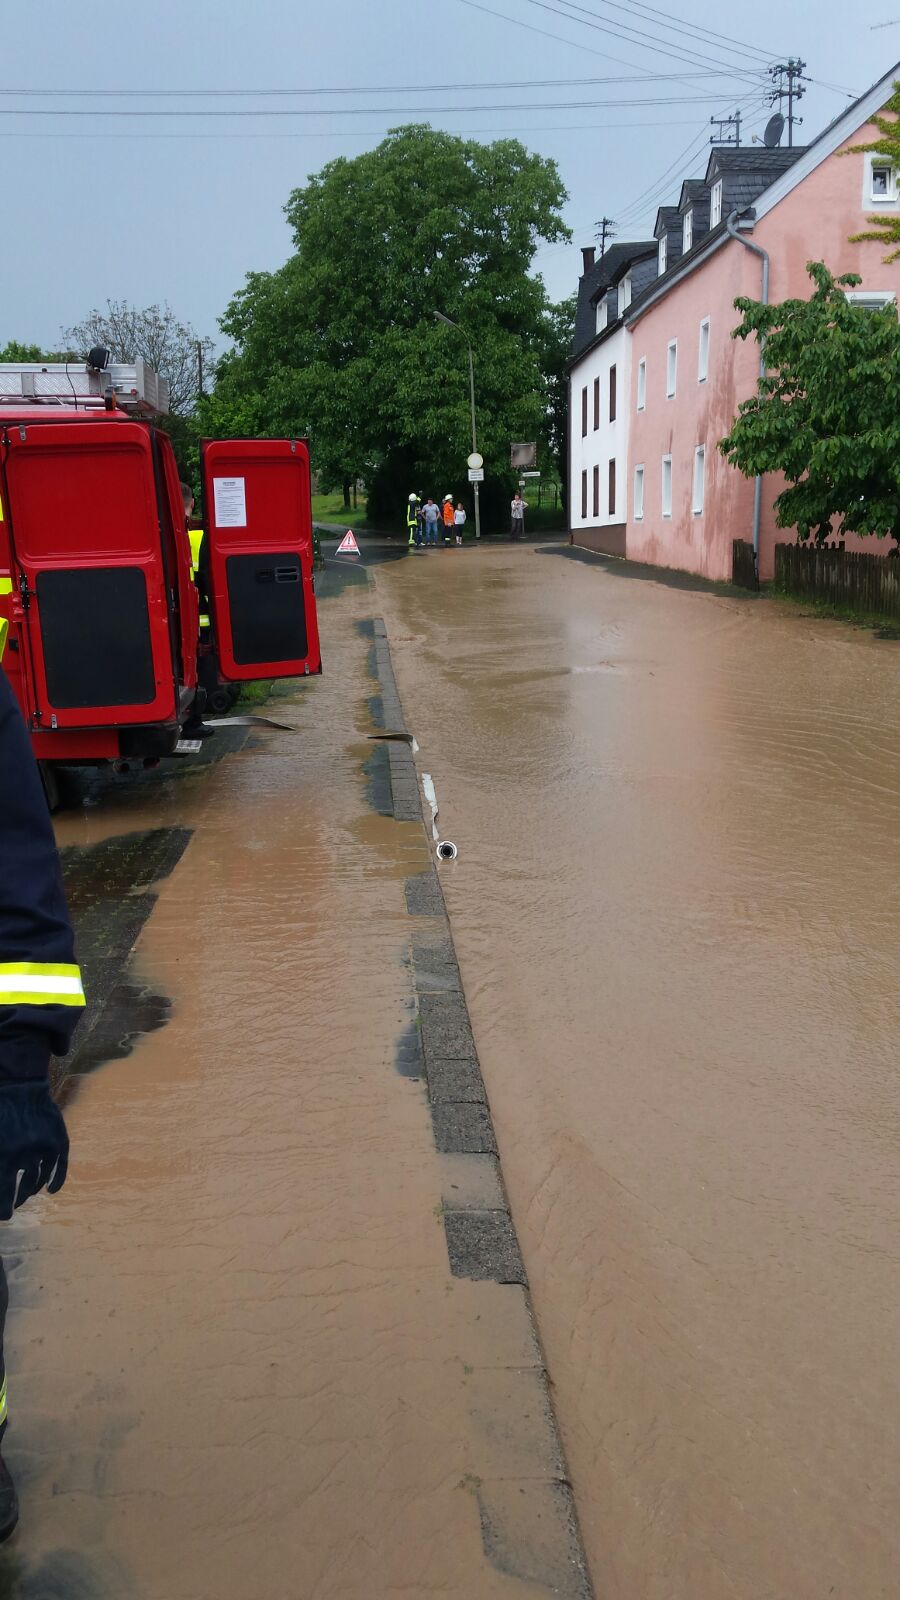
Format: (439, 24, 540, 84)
(441, 495, 455, 545)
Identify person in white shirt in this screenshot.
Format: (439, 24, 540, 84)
(510, 492, 525, 541)
(453, 503, 466, 545)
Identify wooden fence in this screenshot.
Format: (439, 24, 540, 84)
(774, 543, 900, 619)
(732, 539, 759, 591)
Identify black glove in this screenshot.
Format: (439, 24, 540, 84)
(0, 1084, 69, 1219)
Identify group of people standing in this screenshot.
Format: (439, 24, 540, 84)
(407, 494, 467, 547)
(406, 491, 529, 545)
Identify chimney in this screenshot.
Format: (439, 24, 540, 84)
(581, 245, 596, 274)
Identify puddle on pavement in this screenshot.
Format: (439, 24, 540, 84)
(3, 576, 544, 1600)
(376, 546, 900, 1600)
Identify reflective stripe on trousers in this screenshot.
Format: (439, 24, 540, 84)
(0, 962, 86, 1008)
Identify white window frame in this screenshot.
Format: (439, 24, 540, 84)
(617, 274, 632, 318)
(637, 357, 647, 412)
(633, 464, 645, 521)
(698, 317, 710, 383)
(683, 209, 693, 252)
(844, 289, 897, 313)
(658, 234, 667, 275)
(864, 153, 898, 207)
(666, 340, 677, 400)
(661, 455, 673, 519)
(595, 298, 608, 335)
(710, 179, 723, 229)
(692, 446, 706, 516)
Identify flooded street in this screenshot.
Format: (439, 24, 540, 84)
(1, 563, 577, 1600)
(376, 546, 900, 1600)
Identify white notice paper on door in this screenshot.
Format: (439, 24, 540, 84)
(213, 476, 247, 528)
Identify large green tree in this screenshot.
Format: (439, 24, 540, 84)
(719, 261, 900, 545)
(204, 124, 571, 523)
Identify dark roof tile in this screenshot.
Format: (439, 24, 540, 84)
(570, 239, 656, 360)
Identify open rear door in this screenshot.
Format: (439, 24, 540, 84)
(1, 419, 177, 729)
(201, 438, 321, 681)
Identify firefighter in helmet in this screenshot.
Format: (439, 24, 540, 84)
(407, 493, 419, 548)
(0, 636, 83, 1542)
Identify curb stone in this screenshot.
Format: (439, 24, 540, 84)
(368, 616, 594, 1600)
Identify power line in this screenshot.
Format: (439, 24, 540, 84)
(520, 0, 767, 79)
(455, 0, 691, 75)
(586, 0, 776, 63)
(534, 88, 766, 259)
(0, 71, 772, 97)
(453, 0, 763, 108)
(2, 117, 718, 143)
(614, 125, 724, 223)
(549, 0, 772, 68)
(0, 95, 763, 119)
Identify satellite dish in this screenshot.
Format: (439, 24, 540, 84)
(763, 112, 785, 149)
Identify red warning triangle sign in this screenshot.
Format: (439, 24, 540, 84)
(336, 529, 360, 555)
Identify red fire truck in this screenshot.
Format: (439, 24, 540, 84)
(0, 356, 320, 806)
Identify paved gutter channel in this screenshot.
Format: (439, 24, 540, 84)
(370, 615, 594, 1599)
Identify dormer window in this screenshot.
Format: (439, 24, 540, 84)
(595, 298, 608, 335)
(710, 180, 723, 229)
(658, 235, 667, 275)
(683, 209, 693, 252)
(617, 274, 632, 318)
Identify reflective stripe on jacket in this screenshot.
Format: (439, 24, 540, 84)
(0, 666, 85, 1084)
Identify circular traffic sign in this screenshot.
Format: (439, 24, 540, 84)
(467, 451, 483, 470)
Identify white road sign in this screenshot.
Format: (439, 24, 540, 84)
(468, 467, 485, 482)
(467, 452, 484, 470)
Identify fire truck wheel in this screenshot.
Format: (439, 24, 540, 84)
(207, 684, 241, 716)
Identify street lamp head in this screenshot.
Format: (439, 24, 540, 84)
(433, 310, 459, 329)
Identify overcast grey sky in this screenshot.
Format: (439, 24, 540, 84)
(3, 0, 898, 351)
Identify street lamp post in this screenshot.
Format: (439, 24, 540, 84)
(433, 311, 481, 540)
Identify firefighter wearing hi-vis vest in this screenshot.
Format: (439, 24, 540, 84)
(0, 634, 84, 1542)
(182, 482, 209, 632)
(407, 493, 419, 547)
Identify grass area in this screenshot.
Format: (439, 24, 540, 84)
(238, 680, 274, 705)
(771, 585, 900, 636)
(519, 502, 565, 534)
(311, 492, 370, 527)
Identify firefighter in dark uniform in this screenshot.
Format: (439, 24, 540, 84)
(0, 641, 83, 1541)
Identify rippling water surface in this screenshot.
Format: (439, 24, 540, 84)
(378, 546, 900, 1600)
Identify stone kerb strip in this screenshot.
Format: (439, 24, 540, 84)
(370, 617, 593, 1600)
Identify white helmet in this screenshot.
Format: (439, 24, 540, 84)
(443, 493, 453, 501)
(409, 492, 418, 502)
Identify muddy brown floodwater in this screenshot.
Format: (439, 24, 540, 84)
(2, 572, 557, 1600)
(377, 546, 900, 1600)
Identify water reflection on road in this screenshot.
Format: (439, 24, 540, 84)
(378, 544, 900, 1600)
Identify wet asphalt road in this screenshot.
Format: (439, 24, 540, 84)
(0, 540, 580, 1600)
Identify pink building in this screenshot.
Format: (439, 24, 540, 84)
(568, 62, 900, 581)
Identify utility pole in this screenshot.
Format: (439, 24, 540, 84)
(196, 339, 204, 399)
(710, 109, 741, 147)
(768, 59, 806, 146)
(594, 216, 616, 255)
(433, 310, 481, 541)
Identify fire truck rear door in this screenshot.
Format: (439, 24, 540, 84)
(1, 419, 176, 729)
(201, 438, 321, 681)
